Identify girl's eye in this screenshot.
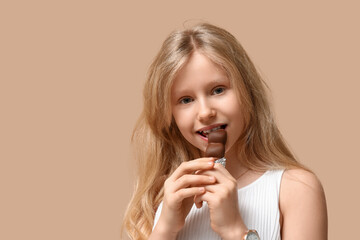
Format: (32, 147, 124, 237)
(179, 97, 193, 104)
(213, 87, 225, 95)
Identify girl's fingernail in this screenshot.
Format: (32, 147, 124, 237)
(208, 161, 214, 165)
(209, 176, 215, 181)
(199, 187, 205, 192)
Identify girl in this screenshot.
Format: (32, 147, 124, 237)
(123, 23, 327, 240)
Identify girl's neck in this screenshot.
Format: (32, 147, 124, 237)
(224, 146, 248, 180)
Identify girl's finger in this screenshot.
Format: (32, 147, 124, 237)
(173, 187, 206, 203)
(194, 191, 213, 205)
(172, 174, 216, 191)
(203, 184, 224, 193)
(215, 163, 235, 178)
(195, 198, 203, 208)
(199, 164, 233, 183)
(194, 191, 206, 209)
(169, 157, 215, 181)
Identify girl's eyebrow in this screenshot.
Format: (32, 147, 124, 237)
(211, 78, 227, 83)
(207, 78, 229, 86)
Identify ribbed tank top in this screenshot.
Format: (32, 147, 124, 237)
(153, 169, 284, 240)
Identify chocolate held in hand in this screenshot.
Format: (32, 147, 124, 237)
(205, 129, 227, 167)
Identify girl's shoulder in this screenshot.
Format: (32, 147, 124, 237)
(280, 168, 325, 207)
(280, 168, 324, 195)
(279, 168, 327, 237)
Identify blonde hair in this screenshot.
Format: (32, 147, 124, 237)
(122, 23, 307, 239)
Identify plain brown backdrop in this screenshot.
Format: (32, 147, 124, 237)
(1, 1, 359, 239)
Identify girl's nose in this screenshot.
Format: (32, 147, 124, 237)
(197, 100, 216, 122)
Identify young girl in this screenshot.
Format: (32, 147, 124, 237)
(123, 23, 327, 240)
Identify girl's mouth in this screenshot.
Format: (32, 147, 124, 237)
(196, 124, 227, 138)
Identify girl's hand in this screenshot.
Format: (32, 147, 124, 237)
(194, 163, 248, 240)
(153, 157, 217, 238)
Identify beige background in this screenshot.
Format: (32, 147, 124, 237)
(1, 1, 359, 239)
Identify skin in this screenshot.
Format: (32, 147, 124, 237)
(149, 52, 327, 240)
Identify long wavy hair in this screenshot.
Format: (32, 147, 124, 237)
(122, 23, 307, 239)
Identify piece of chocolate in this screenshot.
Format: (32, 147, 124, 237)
(205, 129, 227, 159)
(208, 129, 227, 144)
(205, 142, 225, 158)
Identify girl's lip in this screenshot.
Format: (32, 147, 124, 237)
(197, 132, 209, 141)
(196, 123, 226, 133)
(196, 124, 227, 141)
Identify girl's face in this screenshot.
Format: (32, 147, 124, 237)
(171, 52, 244, 155)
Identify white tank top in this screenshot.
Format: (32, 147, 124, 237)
(153, 169, 284, 240)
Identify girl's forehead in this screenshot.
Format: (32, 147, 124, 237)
(171, 53, 228, 88)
